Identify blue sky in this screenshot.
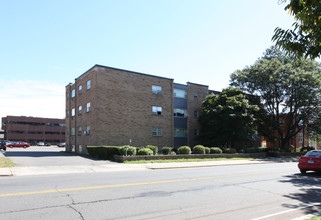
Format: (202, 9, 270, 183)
(0, 0, 294, 119)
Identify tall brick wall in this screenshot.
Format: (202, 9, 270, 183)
(187, 83, 209, 147)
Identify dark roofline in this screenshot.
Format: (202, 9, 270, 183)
(187, 81, 209, 88)
(74, 64, 174, 82)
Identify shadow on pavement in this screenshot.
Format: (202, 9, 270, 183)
(280, 172, 321, 215)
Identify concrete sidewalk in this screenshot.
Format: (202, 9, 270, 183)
(0, 150, 298, 177)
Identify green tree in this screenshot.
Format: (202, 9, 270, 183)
(272, 0, 321, 58)
(230, 46, 321, 150)
(199, 87, 259, 149)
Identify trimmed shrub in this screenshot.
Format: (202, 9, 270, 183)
(177, 146, 192, 155)
(86, 146, 120, 160)
(223, 147, 237, 154)
(204, 147, 210, 154)
(192, 145, 206, 154)
(145, 145, 158, 155)
(162, 146, 173, 155)
(137, 148, 154, 155)
(210, 147, 222, 154)
(119, 145, 136, 156)
(244, 147, 265, 153)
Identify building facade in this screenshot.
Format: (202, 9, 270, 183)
(65, 65, 216, 153)
(1, 116, 66, 145)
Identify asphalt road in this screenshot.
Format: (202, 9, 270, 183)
(0, 157, 320, 220)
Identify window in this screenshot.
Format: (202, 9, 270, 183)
(174, 108, 188, 117)
(71, 128, 75, 136)
(71, 108, 75, 117)
(78, 85, 82, 94)
(71, 89, 75, 98)
(194, 111, 199, 118)
(174, 128, 187, 137)
(298, 133, 303, 143)
(78, 106, 82, 115)
(152, 128, 163, 136)
(87, 80, 91, 90)
(152, 106, 162, 115)
(174, 89, 187, 99)
(152, 85, 162, 94)
(78, 127, 82, 136)
(194, 92, 198, 99)
(85, 125, 91, 135)
(194, 129, 199, 136)
(86, 102, 91, 112)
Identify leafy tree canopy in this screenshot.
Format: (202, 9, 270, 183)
(199, 87, 259, 149)
(272, 0, 321, 59)
(230, 46, 321, 149)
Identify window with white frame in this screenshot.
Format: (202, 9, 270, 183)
(174, 108, 188, 117)
(71, 108, 75, 117)
(174, 128, 187, 137)
(174, 89, 187, 99)
(85, 125, 91, 135)
(152, 128, 163, 136)
(78, 106, 82, 115)
(78, 85, 82, 94)
(86, 80, 91, 90)
(86, 102, 91, 112)
(152, 106, 162, 115)
(152, 85, 162, 94)
(194, 92, 198, 99)
(71, 89, 75, 98)
(78, 126, 82, 136)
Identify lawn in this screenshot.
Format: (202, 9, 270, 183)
(0, 158, 15, 167)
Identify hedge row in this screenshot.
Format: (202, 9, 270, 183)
(86, 145, 240, 160)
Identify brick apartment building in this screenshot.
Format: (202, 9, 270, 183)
(66, 65, 218, 153)
(1, 116, 66, 145)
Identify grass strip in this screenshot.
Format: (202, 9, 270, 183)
(124, 157, 257, 164)
(0, 158, 15, 167)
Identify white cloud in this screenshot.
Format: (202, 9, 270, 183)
(0, 80, 65, 122)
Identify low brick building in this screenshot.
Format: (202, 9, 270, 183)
(1, 116, 66, 145)
(66, 65, 218, 153)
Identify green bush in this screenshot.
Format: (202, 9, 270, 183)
(177, 146, 192, 155)
(204, 147, 210, 154)
(300, 146, 315, 152)
(210, 147, 222, 154)
(162, 146, 173, 155)
(137, 148, 154, 155)
(223, 147, 237, 154)
(118, 145, 136, 156)
(86, 146, 120, 160)
(244, 147, 265, 153)
(192, 145, 206, 154)
(145, 145, 158, 155)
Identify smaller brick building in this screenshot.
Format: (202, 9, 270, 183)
(2, 116, 66, 145)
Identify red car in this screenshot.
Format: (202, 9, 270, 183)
(6, 142, 30, 148)
(298, 150, 321, 174)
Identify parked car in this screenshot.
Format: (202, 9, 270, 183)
(6, 141, 30, 148)
(37, 142, 45, 146)
(45, 143, 51, 146)
(57, 142, 65, 147)
(298, 150, 321, 174)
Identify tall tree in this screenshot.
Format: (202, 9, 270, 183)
(230, 46, 321, 150)
(199, 87, 259, 149)
(272, 0, 321, 59)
